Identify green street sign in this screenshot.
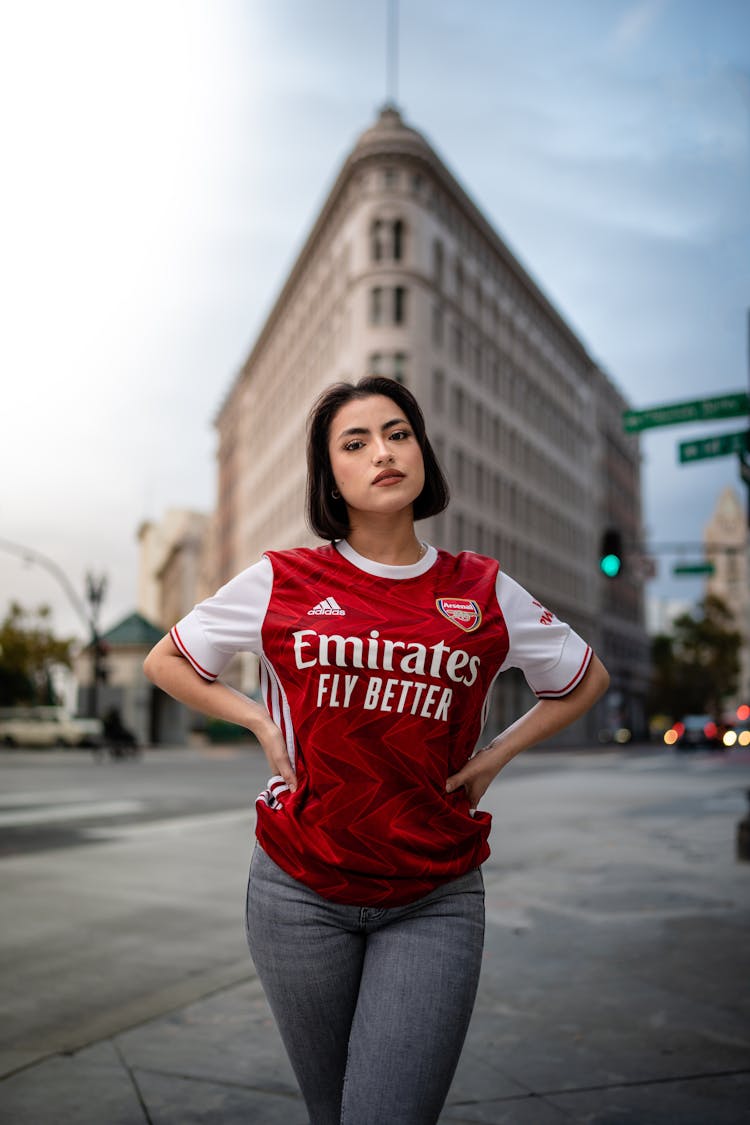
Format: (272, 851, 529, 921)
(678, 429, 748, 463)
(673, 562, 715, 576)
(623, 391, 749, 433)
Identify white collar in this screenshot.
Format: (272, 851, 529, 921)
(335, 539, 437, 579)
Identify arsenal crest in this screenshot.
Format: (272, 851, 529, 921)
(436, 597, 482, 633)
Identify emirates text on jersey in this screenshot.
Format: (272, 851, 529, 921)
(293, 628, 481, 722)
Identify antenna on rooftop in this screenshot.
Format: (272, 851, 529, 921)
(386, 0, 399, 106)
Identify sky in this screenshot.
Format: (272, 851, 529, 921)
(1, 0, 749, 644)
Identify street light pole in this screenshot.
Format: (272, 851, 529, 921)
(0, 537, 91, 632)
(0, 537, 107, 717)
(85, 572, 108, 719)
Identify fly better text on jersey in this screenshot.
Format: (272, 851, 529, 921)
(315, 671, 454, 721)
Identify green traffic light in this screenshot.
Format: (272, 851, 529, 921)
(600, 553, 622, 578)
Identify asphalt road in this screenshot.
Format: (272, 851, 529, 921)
(0, 745, 271, 1076)
(2, 742, 749, 1087)
(0, 744, 269, 857)
(0, 741, 603, 858)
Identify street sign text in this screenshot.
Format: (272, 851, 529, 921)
(623, 392, 749, 433)
(678, 429, 748, 464)
(673, 562, 716, 577)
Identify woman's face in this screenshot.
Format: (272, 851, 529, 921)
(328, 394, 425, 522)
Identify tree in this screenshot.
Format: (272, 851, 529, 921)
(649, 594, 741, 719)
(0, 602, 74, 706)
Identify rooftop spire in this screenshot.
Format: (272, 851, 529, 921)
(386, 0, 399, 108)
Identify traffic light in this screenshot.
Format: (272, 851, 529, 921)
(599, 529, 623, 578)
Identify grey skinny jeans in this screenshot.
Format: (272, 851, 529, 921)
(245, 844, 485, 1125)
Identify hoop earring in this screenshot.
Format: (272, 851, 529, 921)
(331, 488, 341, 500)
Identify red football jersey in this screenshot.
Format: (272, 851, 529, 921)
(172, 541, 591, 906)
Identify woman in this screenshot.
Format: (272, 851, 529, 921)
(144, 375, 609, 1125)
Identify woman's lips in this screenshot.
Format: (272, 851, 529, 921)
(372, 471, 405, 485)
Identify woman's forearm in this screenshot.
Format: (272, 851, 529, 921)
(446, 654, 610, 804)
(144, 634, 298, 788)
(143, 634, 275, 739)
(486, 653, 610, 770)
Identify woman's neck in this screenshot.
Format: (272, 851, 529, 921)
(345, 519, 424, 567)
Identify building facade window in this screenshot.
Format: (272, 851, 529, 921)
(476, 462, 485, 501)
(452, 323, 464, 365)
(392, 220, 404, 261)
(454, 259, 464, 305)
(433, 369, 445, 412)
(433, 239, 444, 288)
(473, 402, 483, 442)
(370, 287, 384, 324)
(371, 220, 384, 261)
(432, 304, 444, 347)
(453, 385, 466, 427)
(371, 218, 406, 263)
(371, 286, 408, 326)
(475, 523, 485, 554)
(369, 352, 407, 381)
(456, 450, 466, 490)
(471, 341, 481, 379)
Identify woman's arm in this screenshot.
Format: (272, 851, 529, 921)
(143, 634, 297, 790)
(445, 653, 609, 808)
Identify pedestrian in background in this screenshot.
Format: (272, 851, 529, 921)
(144, 375, 609, 1125)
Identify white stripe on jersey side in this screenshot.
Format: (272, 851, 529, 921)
(259, 651, 296, 768)
(259, 659, 270, 714)
(259, 658, 282, 741)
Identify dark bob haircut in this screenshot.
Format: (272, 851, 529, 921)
(306, 376, 450, 541)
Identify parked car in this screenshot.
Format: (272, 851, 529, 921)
(663, 714, 722, 751)
(0, 707, 103, 748)
(722, 719, 750, 750)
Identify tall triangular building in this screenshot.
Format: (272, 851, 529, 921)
(212, 105, 650, 741)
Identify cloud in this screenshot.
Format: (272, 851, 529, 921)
(0, 0, 748, 632)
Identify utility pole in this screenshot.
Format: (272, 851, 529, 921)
(742, 307, 750, 525)
(85, 572, 108, 719)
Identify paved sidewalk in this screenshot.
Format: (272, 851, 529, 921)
(2, 748, 749, 1123)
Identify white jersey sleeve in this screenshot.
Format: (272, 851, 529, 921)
(496, 571, 592, 698)
(169, 557, 274, 681)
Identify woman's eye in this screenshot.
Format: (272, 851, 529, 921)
(390, 429, 411, 441)
(344, 440, 364, 451)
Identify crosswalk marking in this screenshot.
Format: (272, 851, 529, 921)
(0, 800, 144, 827)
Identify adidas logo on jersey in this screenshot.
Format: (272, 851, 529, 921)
(307, 597, 346, 617)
